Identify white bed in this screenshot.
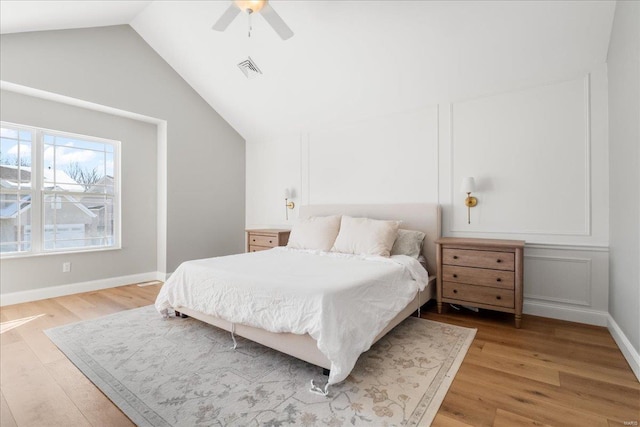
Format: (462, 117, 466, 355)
(155, 203, 441, 389)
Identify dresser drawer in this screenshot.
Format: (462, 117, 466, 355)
(443, 248, 514, 271)
(443, 265, 514, 289)
(443, 281, 514, 308)
(249, 234, 279, 248)
(249, 245, 272, 252)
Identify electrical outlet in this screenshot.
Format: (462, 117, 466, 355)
(62, 262, 71, 273)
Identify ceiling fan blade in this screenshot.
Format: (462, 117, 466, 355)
(261, 3, 294, 40)
(212, 3, 240, 32)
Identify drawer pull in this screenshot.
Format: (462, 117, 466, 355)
(496, 295, 502, 300)
(252, 239, 256, 242)
(496, 259, 502, 263)
(453, 289, 458, 294)
(453, 274, 458, 278)
(453, 255, 459, 259)
(496, 278, 502, 282)
(269, 240, 273, 243)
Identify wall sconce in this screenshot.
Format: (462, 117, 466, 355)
(284, 188, 295, 220)
(460, 177, 477, 224)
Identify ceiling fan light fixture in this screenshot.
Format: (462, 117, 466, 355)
(234, 0, 266, 14)
(213, 0, 293, 40)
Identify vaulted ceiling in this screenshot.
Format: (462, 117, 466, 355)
(1, 1, 616, 141)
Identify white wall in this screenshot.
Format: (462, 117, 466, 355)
(247, 69, 610, 326)
(304, 107, 439, 206)
(607, 0, 640, 378)
(246, 132, 301, 229)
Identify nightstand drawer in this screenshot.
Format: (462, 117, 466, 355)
(443, 281, 514, 308)
(443, 265, 514, 289)
(249, 234, 279, 248)
(443, 248, 514, 271)
(249, 245, 272, 252)
(246, 229, 290, 253)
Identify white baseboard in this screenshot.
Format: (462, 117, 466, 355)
(0, 271, 164, 307)
(524, 299, 609, 326)
(607, 315, 640, 382)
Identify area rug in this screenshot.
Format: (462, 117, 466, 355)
(45, 306, 475, 426)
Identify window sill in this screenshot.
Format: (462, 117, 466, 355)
(0, 245, 122, 260)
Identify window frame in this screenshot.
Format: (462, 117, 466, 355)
(0, 121, 121, 258)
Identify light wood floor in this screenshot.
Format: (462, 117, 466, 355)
(0, 283, 638, 426)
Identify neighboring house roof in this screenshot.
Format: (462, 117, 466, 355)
(0, 194, 31, 219)
(0, 165, 31, 182)
(1, 164, 97, 219)
(0, 193, 96, 219)
(42, 167, 82, 192)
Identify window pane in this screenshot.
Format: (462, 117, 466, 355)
(1, 130, 32, 190)
(0, 128, 18, 139)
(105, 152, 114, 187)
(0, 193, 31, 254)
(18, 131, 32, 141)
(2, 122, 119, 256)
(44, 136, 114, 193)
(43, 194, 114, 250)
(50, 135, 106, 152)
(82, 196, 114, 245)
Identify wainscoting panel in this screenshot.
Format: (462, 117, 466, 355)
(523, 245, 609, 326)
(524, 255, 592, 306)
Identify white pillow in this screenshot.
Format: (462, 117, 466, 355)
(287, 215, 341, 251)
(391, 229, 426, 259)
(332, 216, 401, 257)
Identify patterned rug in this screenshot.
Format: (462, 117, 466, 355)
(45, 305, 475, 426)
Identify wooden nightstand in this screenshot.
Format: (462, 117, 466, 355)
(435, 237, 525, 328)
(246, 229, 290, 253)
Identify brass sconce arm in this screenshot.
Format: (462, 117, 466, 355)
(464, 192, 477, 224)
(285, 198, 295, 220)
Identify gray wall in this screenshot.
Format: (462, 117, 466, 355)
(0, 90, 157, 292)
(0, 25, 246, 277)
(607, 1, 640, 353)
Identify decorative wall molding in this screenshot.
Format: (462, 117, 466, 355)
(523, 255, 592, 306)
(301, 133, 310, 205)
(0, 272, 162, 307)
(448, 74, 592, 237)
(583, 73, 593, 237)
(525, 243, 609, 252)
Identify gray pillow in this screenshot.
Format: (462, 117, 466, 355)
(390, 229, 425, 259)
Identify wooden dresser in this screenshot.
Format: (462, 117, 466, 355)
(246, 229, 290, 253)
(435, 237, 525, 328)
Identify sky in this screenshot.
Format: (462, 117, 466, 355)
(0, 127, 115, 183)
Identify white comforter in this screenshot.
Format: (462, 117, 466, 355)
(155, 247, 429, 385)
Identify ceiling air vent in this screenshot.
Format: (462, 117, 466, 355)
(238, 57, 262, 79)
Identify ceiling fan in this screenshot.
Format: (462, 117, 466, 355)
(212, 0, 294, 41)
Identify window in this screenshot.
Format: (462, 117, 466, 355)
(0, 122, 119, 256)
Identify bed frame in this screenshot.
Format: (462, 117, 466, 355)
(176, 203, 441, 371)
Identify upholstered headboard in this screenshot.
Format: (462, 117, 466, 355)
(298, 204, 441, 276)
